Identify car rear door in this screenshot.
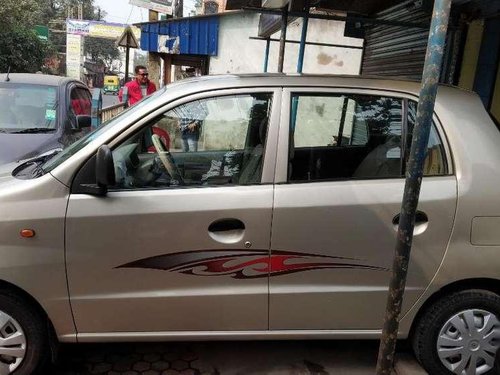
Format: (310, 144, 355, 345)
(65, 88, 280, 335)
(269, 87, 457, 330)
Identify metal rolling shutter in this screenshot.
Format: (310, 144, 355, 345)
(361, 0, 432, 80)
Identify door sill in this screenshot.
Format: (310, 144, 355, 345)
(70, 329, 384, 343)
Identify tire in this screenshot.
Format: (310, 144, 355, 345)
(0, 291, 48, 375)
(412, 289, 500, 375)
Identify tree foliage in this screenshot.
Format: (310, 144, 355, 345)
(85, 37, 121, 69)
(0, 29, 52, 73)
(0, 0, 53, 73)
(0, 0, 106, 73)
(37, 0, 104, 24)
(0, 0, 41, 28)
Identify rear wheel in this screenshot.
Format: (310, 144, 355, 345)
(412, 290, 500, 375)
(0, 292, 48, 374)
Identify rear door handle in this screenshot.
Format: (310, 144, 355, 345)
(208, 218, 245, 244)
(392, 211, 428, 225)
(392, 211, 429, 236)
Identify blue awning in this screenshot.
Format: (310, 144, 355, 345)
(140, 17, 219, 56)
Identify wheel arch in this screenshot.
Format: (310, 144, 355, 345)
(409, 277, 500, 340)
(0, 279, 59, 362)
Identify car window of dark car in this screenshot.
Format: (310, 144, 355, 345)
(70, 87, 92, 116)
(41, 86, 167, 175)
(0, 83, 58, 132)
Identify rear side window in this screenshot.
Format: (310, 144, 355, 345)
(288, 93, 448, 182)
(406, 101, 447, 176)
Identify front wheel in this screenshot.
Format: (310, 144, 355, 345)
(412, 289, 500, 375)
(0, 292, 48, 374)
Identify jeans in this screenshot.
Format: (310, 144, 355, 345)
(181, 133, 199, 152)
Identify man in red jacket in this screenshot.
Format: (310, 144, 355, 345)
(119, 65, 156, 106)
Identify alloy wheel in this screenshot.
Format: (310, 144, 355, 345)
(0, 310, 26, 375)
(437, 309, 500, 374)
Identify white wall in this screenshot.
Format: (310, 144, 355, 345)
(209, 12, 364, 75)
(209, 13, 267, 74)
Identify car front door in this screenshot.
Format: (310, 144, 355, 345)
(269, 88, 457, 330)
(65, 88, 280, 335)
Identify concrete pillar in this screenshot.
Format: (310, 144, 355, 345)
(148, 52, 162, 88)
(147, 10, 161, 88)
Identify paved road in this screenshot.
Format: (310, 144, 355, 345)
(46, 340, 416, 375)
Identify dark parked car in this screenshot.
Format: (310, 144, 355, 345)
(0, 73, 92, 165)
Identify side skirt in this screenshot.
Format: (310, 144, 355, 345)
(60, 330, 390, 343)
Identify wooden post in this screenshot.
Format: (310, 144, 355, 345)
(125, 46, 130, 83)
(162, 54, 173, 84)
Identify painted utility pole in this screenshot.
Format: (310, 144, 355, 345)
(375, 1, 452, 374)
(263, 38, 270, 72)
(297, 1, 309, 73)
(277, 6, 288, 73)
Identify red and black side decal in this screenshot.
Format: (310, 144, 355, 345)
(117, 250, 387, 279)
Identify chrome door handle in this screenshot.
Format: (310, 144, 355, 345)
(208, 218, 245, 244)
(392, 211, 429, 236)
(208, 218, 245, 232)
(392, 211, 428, 226)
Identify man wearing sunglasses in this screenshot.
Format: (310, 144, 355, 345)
(119, 65, 157, 106)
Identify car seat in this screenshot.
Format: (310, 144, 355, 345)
(353, 135, 402, 178)
(238, 116, 268, 184)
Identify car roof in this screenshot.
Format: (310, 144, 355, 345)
(0, 73, 82, 87)
(166, 73, 477, 100)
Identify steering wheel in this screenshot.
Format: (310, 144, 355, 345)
(151, 134, 184, 185)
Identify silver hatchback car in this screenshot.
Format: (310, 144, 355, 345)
(1, 74, 499, 375)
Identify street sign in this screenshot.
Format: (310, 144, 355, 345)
(35, 25, 49, 41)
(117, 27, 139, 49)
(117, 27, 140, 84)
(129, 0, 173, 15)
(66, 19, 140, 40)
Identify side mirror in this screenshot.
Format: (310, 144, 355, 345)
(96, 145, 115, 191)
(75, 115, 91, 130)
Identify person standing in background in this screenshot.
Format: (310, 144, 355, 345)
(119, 65, 156, 106)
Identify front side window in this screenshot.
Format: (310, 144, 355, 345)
(289, 93, 447, 183)
(111, 93, 273, 190)
(0, 83, 58, 133)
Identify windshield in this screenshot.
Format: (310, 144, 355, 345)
(40, 86, 167, 174)
(0, 83, 58, 133)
